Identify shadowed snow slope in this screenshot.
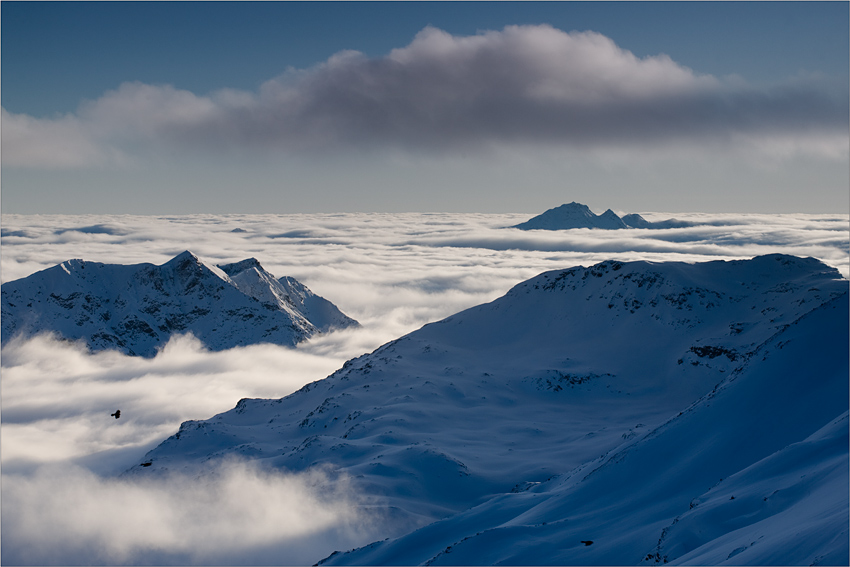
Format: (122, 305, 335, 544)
(130, 255, 848, 565)
(1, 251, 358, 356)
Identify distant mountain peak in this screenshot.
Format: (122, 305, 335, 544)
(1, 252, 359, 356)
(515, 203, 692, 230)
(514, 202, 628, 230)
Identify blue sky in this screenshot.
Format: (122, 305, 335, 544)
(2, 1, 848, 214)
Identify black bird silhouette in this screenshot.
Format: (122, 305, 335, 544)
(581, 540, 594, 546)
(111, 410, 121, 419)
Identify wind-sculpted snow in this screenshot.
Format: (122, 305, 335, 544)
(131, 254, 848, 565)
(1, 251, 358, 356)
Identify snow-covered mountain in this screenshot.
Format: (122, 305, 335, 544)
(130, 255, 848, 565)
(1, 251, 358, 356)
(515, 203, 692, 230)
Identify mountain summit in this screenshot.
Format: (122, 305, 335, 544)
(514, 202, 629, 230)
(1, 251, 358, 356)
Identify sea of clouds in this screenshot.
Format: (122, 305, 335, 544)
(2, 211, 848, 564)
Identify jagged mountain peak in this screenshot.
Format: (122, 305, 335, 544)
(169, 249, 200, 262)
(156, 250, 237, 285)
(161, 250, 209, 272)
(1, 252, 358, 356)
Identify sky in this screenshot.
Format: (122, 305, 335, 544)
(2, 1, 848, 214)
(1, 211, 848, 563)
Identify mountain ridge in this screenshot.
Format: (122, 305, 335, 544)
(1, 251, 358, 356)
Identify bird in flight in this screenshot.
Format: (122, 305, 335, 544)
(111, 410, 121, 419)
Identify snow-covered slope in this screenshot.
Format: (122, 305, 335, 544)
(332, 293, 848, 566)
(129, 255, 848, 564)
(218, 259, 358, 333)
(1, 252, 358, 356)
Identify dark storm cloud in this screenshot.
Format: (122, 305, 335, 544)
(3, 25, 847, 167)
(180, 26, 848, 151)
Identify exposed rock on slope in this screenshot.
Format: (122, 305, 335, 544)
(1, 251, 358, 356)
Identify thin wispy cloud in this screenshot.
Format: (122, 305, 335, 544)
(3, 25, 847, 169)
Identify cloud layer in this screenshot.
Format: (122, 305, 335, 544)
(2, 460, 377, 565)
(3, 211, 847, 472)
(2, 211, 848, 563)
(0, 333, 347, 475)
(3, 25, 847, 168)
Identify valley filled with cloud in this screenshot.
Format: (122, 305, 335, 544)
(2, 211, 847, 564)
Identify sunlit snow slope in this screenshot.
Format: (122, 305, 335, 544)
(1, 251, 358, 356)
(132, 255, 848, 565)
